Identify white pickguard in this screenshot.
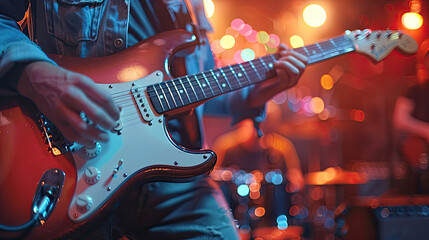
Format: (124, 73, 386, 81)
(67, 71, 213, 222)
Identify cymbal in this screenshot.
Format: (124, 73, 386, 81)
(305, 167, 368, 185)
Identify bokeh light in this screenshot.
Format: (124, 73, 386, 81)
(310, 97, 325, 114)
(220, 35, 236, 49)
(203, 0, 215, 18)
(401, 12, 423, 30)
(303, 4, 326, 27)
(256, 31, 270, 44)
(234, 50, 243, 63)
(231, 18, 245, 31)
(241, 48, 256, 61)
(290, 35, 304, 48)
(320, 74, 334, 90)
(239, 24, 253, 36)
(237, 184, 250, 196)
(267, 34, 280, 48)
(255, 207, 266, 217)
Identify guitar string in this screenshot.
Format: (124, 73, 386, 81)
(99, 35, 396, 129)
(108, 36, 394, 109)
(107, 61, 274, 102)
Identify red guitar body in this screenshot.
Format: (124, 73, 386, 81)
(0, 30, 214, 239)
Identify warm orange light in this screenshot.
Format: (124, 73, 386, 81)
(203, 0, 215, 18)
(402, 12, 423, 30)
(321, 74, 334, 90)
(290, 35, 304, 48)
(220, 35, 235, 49)
(254, 207, 266, 217)
(303, 4, 326, 27)
(310, 97, 325, 114)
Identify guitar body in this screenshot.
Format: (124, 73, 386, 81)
(0, 30, 216, 239)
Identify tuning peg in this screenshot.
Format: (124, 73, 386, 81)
(354, 30, 362, 38)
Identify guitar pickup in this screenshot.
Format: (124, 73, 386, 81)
(131, 85, 153, 122)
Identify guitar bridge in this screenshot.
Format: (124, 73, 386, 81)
(39, 114, 71, 156)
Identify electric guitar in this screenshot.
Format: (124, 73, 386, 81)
(0, 29, 417, 239)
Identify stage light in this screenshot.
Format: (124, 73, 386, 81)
(401, 12, 423, 30)
(290, 35, 304, 48)
(266, 34, 280, 49)
(303, 4, 326, 27)
(220, 35, 235, 49)
(239, 24, 253, 37)
(241, 48, 256, 61)
(237, 184, 250, 196)
(256, 31, 270, 44)
(320, 74, 334, 90)
(203, 0, 215, 18)
(231, 18, 245, 31)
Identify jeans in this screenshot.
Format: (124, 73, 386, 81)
(84, 176, 240, 240)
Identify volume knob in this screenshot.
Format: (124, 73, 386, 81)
(83, 142, 102, 158)
(76, 194, 93, 213)
(84, 166, 101, 184)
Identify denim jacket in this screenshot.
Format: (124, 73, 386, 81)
(0, 0, 265, 139)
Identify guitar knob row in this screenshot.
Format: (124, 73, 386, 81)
(83, 142, 102, 158)
(84, 166, 101, 185)
(76, 194, 93, 213)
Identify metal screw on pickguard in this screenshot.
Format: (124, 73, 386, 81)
(174, 161, 178, 166)
(158, 119, 162, 123)
(123, 173, 128, 178)
(109, 85, 113, 89)
(203, 155, 208, 159)
(107, 187, 111, 191)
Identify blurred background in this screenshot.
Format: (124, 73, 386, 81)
(200, 0, 429, 239)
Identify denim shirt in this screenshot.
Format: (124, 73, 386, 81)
(0, 0, 265, 145)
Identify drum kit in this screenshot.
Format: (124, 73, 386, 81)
(211, 167, 368, 240)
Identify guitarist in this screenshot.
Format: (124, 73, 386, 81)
(0, 0, 307, 239)
(393, 43, 429, 193)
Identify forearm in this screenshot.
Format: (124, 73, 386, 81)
(0, 13, 55, 91)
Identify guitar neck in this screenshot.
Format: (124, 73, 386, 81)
(147, 35, 355, 114)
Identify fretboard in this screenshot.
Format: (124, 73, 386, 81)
(147, 35, 355, 114)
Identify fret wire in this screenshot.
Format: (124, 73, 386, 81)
(170, 80, 185, 106)
(153, 84, 167, 112)
(199, 73, 215, 97)
(209, 69, 224, 94)
(221, 66, 240, 89)
(164, 82, 178, 108)
(231, 64, 248, 87)
(218, 67, 234, 90)
(228, 65, 242, 88)
(238, 63, 252, 85)
(180, 77, 198, 102)
(186, 75, 201, 101)
(177, 78, 192, 104)
(248, 60, 262, 81)
(192, 75, 207, 98)
(194, 74, 214, 98)
(202, 71, 221, 95)
(160, 83, 173, 110)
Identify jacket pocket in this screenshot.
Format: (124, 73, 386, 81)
(44, 0, 105, 45)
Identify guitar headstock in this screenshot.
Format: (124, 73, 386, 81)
(345, 29, 418, 62)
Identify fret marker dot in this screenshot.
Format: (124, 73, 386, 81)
(216, 73, 221, 77)
(312, 50, 317, 54)
(268, 63, 274, 68)
(202, 83, 207, 87)
(160, 95, 164, 99)
(179, 90, 184, 94)
(238, 73, 243, 77)
(222, 83, 227, 88)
